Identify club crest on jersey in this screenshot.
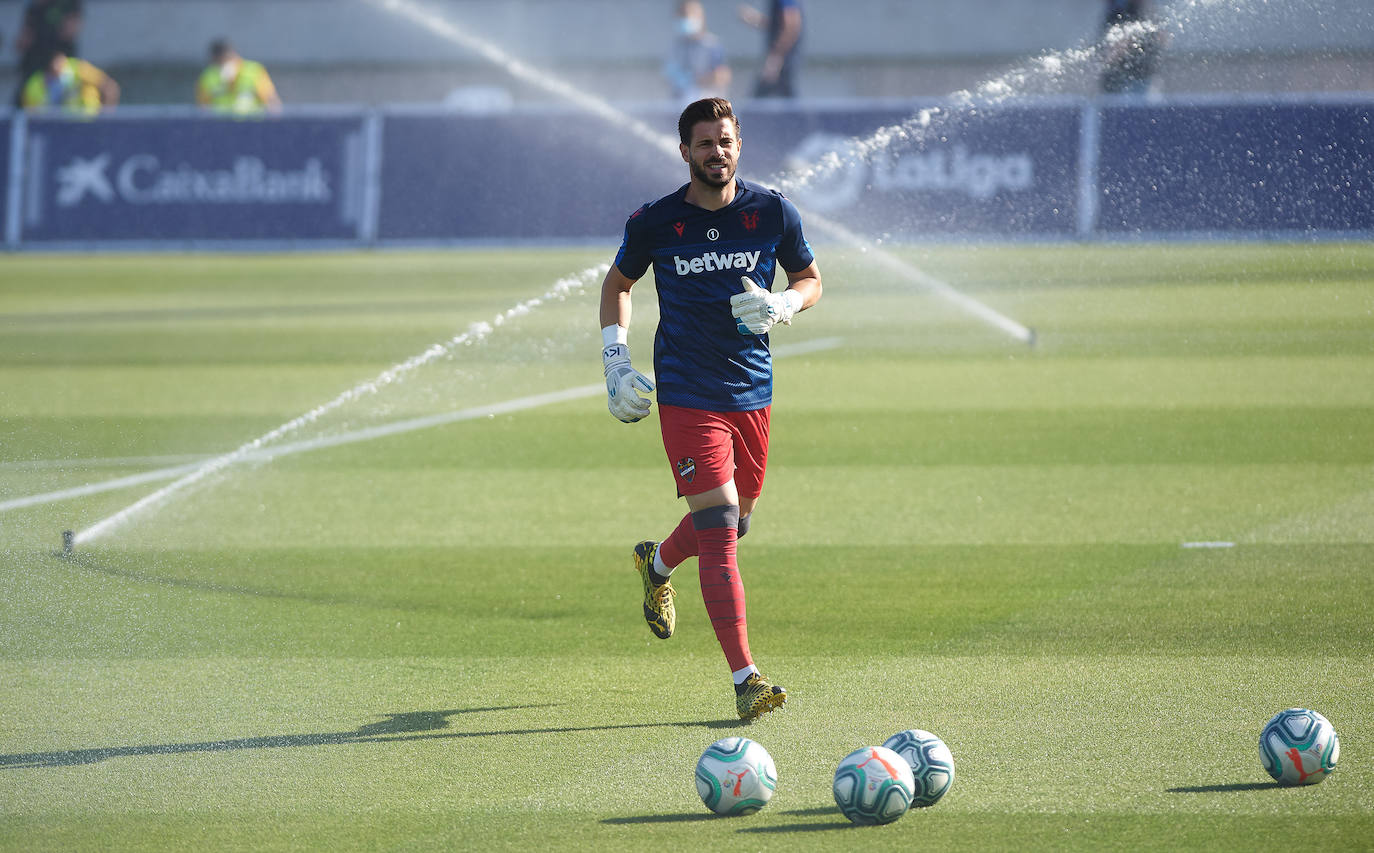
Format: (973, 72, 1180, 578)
(672, 221, 685, 237)
(740, 210, 759, 231)
(676, 457, 697, 483)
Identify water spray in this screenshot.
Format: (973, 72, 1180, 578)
(365, 0, 1239, 348)
(66, 0, 1206, 550)
(62, 0, 1052, 552)
(370, 0, 678, 161)
(65, 264, 608, 552)
(803, 211, 1035, 344)
(768, 19, 1165, 213)
(362, 0, 1035, 345)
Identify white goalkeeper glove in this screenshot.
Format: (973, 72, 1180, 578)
(602, 342, 655, 423)
(731, 276, 804, 336)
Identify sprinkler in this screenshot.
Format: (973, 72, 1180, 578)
(61, 530, 74, 557)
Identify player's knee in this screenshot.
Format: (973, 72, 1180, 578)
(691, 504, 740, 531)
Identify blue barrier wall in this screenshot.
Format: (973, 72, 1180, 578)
(378, 110, 681, 241)
(19, 114, 366, 244)
(1097, 102, 1374, 236)
(378, 106, 1079, 241)
(2, 99, 1371, 247)
(757, 103, 1082, 238)
(0, 116, 10, 246)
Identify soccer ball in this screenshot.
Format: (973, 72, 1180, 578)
(695, 737, 777, 816)
(1259, 708, 1340, 786)
(832, 745, 915, 825)
(882, 729, 955, 806)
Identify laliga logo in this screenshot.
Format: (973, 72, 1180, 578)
(786, 133, 1035, 212)
(55, 154, 332, 207)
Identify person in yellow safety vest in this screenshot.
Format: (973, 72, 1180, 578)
(21, 48, 118, 114)
(196, 39, 281, 115)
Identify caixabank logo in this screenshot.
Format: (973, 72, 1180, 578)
(54, 153, 333, 207)
(785, 133, 1035, 212)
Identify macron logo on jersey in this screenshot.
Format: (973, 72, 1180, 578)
(673, 250, 762, 276)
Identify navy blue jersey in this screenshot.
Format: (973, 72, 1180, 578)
(614, 178, 814, 412)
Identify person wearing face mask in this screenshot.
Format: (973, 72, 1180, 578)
(196, 38, 281, 115)
(11, 0, 84, 109)
(664, 0, 730, 105)
(20, 46, 116, 114)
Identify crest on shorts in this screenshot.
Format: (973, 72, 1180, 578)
(676, 457, 697, 483)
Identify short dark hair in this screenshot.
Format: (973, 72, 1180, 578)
(678, 97, 740, 146)
(209, 39, 232, 62)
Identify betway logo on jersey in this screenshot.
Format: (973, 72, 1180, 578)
(55, 153, 332, 207)
(673, 250, 761, 276)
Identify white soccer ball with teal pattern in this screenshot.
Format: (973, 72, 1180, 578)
(1259, 708, 1339, 786)
(695, 737, 777, 816)
(832, 745, 915, 825)
(882, 728, 955, 806)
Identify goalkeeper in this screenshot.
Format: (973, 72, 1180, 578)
(598, 96, 822, 721)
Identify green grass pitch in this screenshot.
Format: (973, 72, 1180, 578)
(1, 244, 1371, 850)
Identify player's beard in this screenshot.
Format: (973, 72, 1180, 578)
(690, 152, 736, 188)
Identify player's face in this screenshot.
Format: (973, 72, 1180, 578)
(682, 118, 741, 188)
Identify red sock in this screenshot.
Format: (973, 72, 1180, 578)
(694, 505, 752, 673)
(657, 512, 698, 569)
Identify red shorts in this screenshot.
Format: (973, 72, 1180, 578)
(658, 404, 771, 499)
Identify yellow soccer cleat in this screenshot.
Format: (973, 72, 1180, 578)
(634, 540, 675, 639)
(736, 673, 787, 721)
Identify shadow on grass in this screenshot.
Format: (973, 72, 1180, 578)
(737, 821, 854, 834)
(52, 549, 439, 613)
(738, 807, 872, 832)
(1166, 781, 1280, 793)
(603, 808, 852, 831)
(0, 707, 741, 769)
(601, 814, 718, 825)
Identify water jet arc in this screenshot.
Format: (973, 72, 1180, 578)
(365, 0, 1035, 345)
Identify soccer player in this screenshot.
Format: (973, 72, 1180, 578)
(598, 97, 822, 721)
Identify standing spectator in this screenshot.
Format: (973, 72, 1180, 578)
(1100, 0, 1165, 96)
(196, 39, 281, 115)
(664, 0, 730, 105)
(11, 0, 83, 108)
(20, 47, 117, 114)
(737, 0, 802, 98)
